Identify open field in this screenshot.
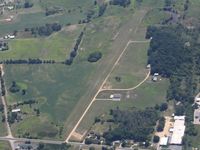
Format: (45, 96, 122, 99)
(5, 64, 96, 139)
(0, 25, 82, 61)
(3, 7, 147, 140)
(0, 141, 11, 150)
(106, 42, 149, 89)
(0, 0, 96, 35)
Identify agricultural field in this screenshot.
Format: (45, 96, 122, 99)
(0, 141, 11, 150)
(0, 25, 83, 61)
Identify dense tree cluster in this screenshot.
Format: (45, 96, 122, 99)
(88, 52, 102, 63)
(103, 108, 159, 144)
(0, 70, 6, 96)
(31, 23, 62, 36)
(109, 0, 131, 7)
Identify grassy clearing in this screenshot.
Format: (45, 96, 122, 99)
(0, 25, 82, 61)
(0, 141, 11, 150)
(143, 8, 171, 26)
(106, 42, 149, 89)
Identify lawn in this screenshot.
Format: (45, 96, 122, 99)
(106, 42, 149, 89)
(0, 25, 82, 61)
(0, 142, 11, 150)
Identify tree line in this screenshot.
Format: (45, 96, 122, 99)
(64, 31, 84, 65)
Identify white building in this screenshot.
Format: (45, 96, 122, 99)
(170, 116, 185, 145)
(160, 137, 169, 146)
(11, 108, 21, 113)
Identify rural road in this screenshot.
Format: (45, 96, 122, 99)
(0, 136, 107, 148)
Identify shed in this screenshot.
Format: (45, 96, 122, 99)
(160, 137, 169, 146)
(12, 108, 21, 113)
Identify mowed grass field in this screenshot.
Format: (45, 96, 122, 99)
(0, 142, 11, 150)
(0, 25, 82, 61)
(106, 42, 149, 89)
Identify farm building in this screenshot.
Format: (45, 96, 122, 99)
(110, 94, 121, 101)
(170, 116, 185, 145)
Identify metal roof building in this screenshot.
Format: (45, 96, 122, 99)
(170, 116, 185, 145)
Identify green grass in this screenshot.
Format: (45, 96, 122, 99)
(0, 0, 96, 35)
(0, 141, 11, 150)
(186, 0, 200, 20)
(0, 25, 82, 61)
(143, 8, 171, 26)
(107, 42, 149, 89)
